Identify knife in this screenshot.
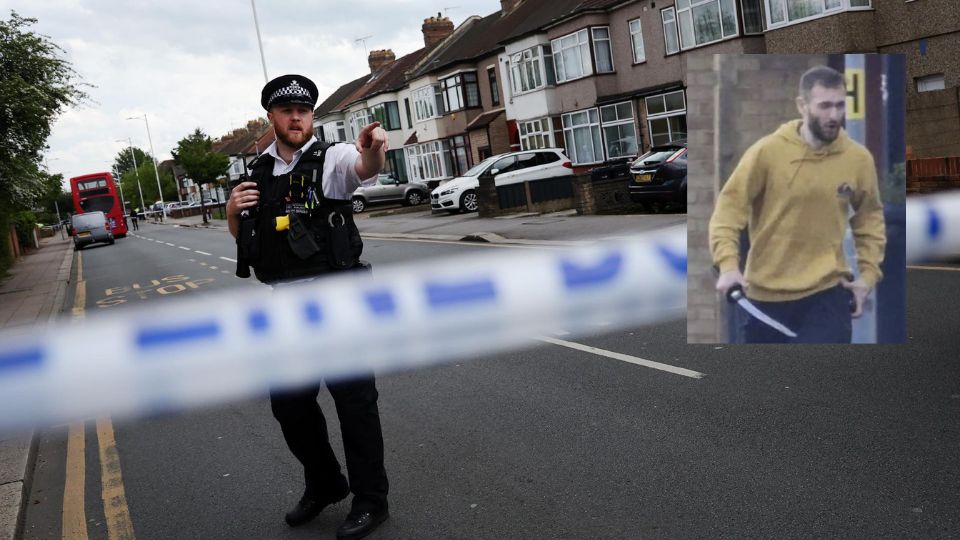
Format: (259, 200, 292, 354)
(726, 285, 798, 338)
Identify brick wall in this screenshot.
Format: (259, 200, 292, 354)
(907, 156, 960, 193)
(572, 175, 646, 215)
(469, 129, 490, 165)
(686, 54, 828, 344)
(906, 86, 960, 159)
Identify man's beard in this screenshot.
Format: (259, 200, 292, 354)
(275, 125, 312, 148)
(808, 113, 841, 144)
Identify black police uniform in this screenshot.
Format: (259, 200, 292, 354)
(236, 73, 389, 524)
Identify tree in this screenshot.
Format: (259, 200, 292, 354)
(0, 11, 87, 211)
(120, 160, 176, 207)
(112, 147, 153, 178)
(174, 128, 229, 223)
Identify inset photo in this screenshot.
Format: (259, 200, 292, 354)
(687, 54, 906, 344)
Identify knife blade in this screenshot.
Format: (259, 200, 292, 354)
(726, 285, 798, 338)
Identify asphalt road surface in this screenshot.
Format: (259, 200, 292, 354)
(20, 221, 960, 539)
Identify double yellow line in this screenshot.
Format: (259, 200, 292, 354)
(63, 252, 136, 539)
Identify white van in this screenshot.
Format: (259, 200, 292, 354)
(72, 211, 114, 250)
(430, 148, 573, 213)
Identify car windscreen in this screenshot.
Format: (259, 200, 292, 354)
(463, 156, 498, 177)
(73, 213, 105, 228)
(632, 147, 683, 167)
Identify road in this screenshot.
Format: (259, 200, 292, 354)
(19, 220, 960, 539)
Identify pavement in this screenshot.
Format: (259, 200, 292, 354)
(0, 207, 676, 539)
(0, 233, 73, 540)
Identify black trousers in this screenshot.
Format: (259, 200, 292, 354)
(269, 375, 388, 512)
(740, 285, 853, 344)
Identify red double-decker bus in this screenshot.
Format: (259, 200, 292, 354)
(70, 172, 128, 238)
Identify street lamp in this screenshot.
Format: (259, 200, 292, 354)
(43, 157, 66, 239)
(250, 0, 269, 83)
(126, 114, 165, 216)
(116, 138, 147, 213)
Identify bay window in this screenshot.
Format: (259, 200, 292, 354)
(510, 46, 546, 94)
(600, 102, 638, 159)
(413, 85, 438, 122)
(661, 0, 737, 53)
(561, 109, 604, 165)
(645, 90, 687, 147)
(370, 102, 402, 131)
(519, 118, 555, 150)
(767, 0, 872, 27)
(662, 8, 680, 54)
(440, 72, 480, 112)
(551, 29, 592, 83)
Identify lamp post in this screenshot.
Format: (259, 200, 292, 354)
(250, 0, 269, 83)
(126, 114, 165, 216)
(117, 138, 147, 213)
(43, 157, 66, 239)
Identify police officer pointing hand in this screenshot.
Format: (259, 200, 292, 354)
(227, 74, 390, 539)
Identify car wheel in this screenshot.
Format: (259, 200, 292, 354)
(352, 197, 365, 213)
(108, 238, 115, 245)
(459, 190, 479, 213)
(405, 190, 423, 206)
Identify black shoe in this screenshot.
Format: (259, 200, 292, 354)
(336, 507, 389, 539)
(284, 487, 349, 527)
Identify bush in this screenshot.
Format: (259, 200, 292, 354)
(12, 211, 37, 247)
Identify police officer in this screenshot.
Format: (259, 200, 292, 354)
(227, 74, 390, 539)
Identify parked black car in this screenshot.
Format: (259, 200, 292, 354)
(628, 141, 687, 212)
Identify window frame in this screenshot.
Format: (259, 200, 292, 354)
(551, 28, 593, 84)
(509, 46, 546, 96)
(413, 85, 438, 123)
(591, 26, 615, 74)
(628, 18, 646, 64)
(765, 0, 873, 29)
(599, 101, 639, 160)
(518, 117, 555, 151)
(661, 8, 680, 55)
(488, 66, 501, 106)
(644, 90, 687, 147)
(916, 73, 946, 93)
(740, 0, 766, 33)
(672, 0, 741, 51)
(561, 108, 604, 166)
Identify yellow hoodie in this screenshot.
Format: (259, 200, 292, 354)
(709, 119, 885, 302)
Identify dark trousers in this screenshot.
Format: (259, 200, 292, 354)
(740, 285, 852, 344)
(269, 375, 388, 512)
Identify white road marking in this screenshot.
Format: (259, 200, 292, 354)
(536, 336, 705, 379)
(178, 246, 191, 250)
(209, 266, 218, 270)
(165, 242, 175, 246)
(220, 256, 237, 263)
(908, 265, 960, 272)
(195, 250, 211, 256)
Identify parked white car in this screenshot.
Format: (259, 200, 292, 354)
(430, 148, 573, 213)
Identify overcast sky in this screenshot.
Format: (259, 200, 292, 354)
(4, 0, 503, 187)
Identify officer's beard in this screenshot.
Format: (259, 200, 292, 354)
(275, 124, 313, 150)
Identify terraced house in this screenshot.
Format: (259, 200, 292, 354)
(309, 0, 958, 187)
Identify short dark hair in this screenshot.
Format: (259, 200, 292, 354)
(798, 66, 845, 99)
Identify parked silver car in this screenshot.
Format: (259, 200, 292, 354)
(71, 211, 114, 250)
(351, 174, 429, 213)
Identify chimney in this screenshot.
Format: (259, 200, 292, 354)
(422, 12, 454, 48)
(500, 0, 524, 15)
(368, 49, 396, 73)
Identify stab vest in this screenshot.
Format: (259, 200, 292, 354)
(238, 141, 363, 283)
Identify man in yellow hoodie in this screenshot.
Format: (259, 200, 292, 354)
(709, 65, 886, 343)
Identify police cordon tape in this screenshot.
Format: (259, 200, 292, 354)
(906, 192, 960, 263)
(0, 226, 687, 433)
